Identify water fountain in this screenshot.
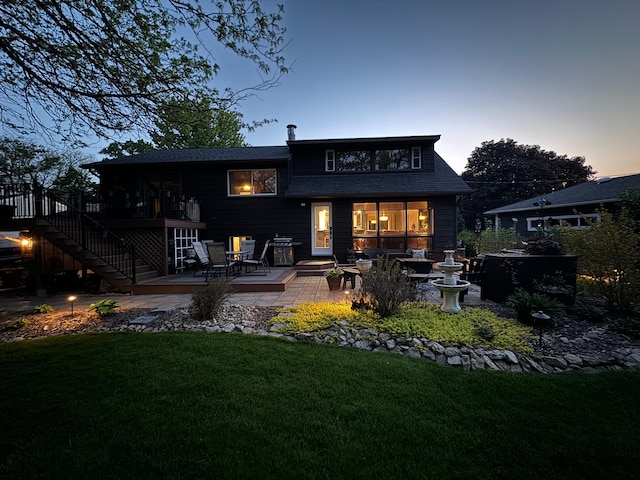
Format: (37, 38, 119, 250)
(430, 250, 470, 313)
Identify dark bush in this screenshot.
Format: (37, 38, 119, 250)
(525, 237, 565, 255)
(506, 288, 565, 324)
(356, 256, 415, 317)
(189, 277, 233, 321)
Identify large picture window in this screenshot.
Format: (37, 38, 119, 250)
(375, 149, 411, 170)
(351, 201, 433, 251)
(336, 150, 371, 172)
(228, 169, 277, 196)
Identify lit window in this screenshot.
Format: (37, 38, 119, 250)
(228, 169, 276, 196)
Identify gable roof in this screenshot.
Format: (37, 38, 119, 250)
(83, 146, 291, 169)
(484, 173, 640, 214)
(284, 153, 472, 198)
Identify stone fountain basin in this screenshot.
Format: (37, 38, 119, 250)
(431, 280, 470, 292)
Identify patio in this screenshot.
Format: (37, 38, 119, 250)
(1, 273, 488, 313)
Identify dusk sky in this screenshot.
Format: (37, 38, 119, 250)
(215, 0, 639, 178)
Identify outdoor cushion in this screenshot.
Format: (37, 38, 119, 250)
(412, 249, 426, 258)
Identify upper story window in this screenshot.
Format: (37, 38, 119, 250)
(375, 149, 411, 170)
(228, 169, 277, 196)
(411, 147, 421, 169)
(326, 150, 335, 172)
(336, 150, 371, 172)
(325, 147, 422, 172)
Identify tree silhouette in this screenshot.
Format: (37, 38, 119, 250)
(459, 139, 595, 229)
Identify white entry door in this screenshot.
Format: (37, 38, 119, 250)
(311, 202, 333, 256)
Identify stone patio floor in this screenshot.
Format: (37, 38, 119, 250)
(1, 275, 490, 313)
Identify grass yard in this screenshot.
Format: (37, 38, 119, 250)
(1, 332, 639, 479)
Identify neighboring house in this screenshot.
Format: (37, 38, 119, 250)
(484, 173, 640, 237)
(0, 128, 471, 290)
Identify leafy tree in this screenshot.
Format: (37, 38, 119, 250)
(0, 0, 288, 142)
(0, 137, 96, 192)
(459, 139, 595, 229)
(150, 98, 248, 149)
(101, 98, 249, 159)
(559, 210, 640, 312)
(619, 188, 640, 234)
(98, 140, 155, 160)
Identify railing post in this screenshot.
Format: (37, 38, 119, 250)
(33, 182, 43, 217)
(131, 244, 136, 284)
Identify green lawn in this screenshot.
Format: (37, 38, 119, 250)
(1, 332, 638, 479)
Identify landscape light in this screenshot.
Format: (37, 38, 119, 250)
(68, 295, 77, 315)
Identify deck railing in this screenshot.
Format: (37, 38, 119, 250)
(0, 183, 200, 222)
(0, 183, 136, 283)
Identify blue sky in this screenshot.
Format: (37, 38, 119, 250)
(208, 0, 639, 178)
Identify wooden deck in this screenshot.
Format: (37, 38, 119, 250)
(129, 260, 336, 295)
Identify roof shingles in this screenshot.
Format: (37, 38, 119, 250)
(484, 174, 640, 214)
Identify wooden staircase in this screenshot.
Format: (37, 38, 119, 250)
(30, 186, 159, 293)
(35, 220, 159, 293)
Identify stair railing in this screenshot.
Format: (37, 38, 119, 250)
(34, 184, 137, 284)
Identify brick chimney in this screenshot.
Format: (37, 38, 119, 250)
(286, 124, 297, 141)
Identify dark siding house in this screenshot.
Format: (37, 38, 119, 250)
(484, 173, 640, 237)
(0, 129, 471, 290)
(83, 128, 471, 271)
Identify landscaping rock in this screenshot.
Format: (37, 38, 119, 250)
(2, 304, 638, 375)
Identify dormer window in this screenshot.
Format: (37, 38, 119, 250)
(325, 150, 335, 172)
(411, 147, 421, 169)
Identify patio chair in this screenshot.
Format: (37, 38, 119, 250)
(191, 241, 211, 277)
(206, 241, 238, 278)
(240, 239, 256, 262)
(242, 240, 270, 275)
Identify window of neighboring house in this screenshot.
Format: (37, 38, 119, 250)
(325, 150, 335, 172)
(525, 213, 600, 231)
(411, 147, 421, 169)
(337, 150, 371, 172)
(375, 149, 411, 170)
(228, 169, 277, 196)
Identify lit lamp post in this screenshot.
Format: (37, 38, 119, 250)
(68, 295, 77, 315)
(531, 310, 552, 348)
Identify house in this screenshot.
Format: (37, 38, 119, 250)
(0, 127, 471, 292)
(484, 173, 640, 237)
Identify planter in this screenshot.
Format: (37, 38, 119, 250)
(481, 254, 577, 303)
(355, 259, 372, 272)
(326, 276, 342, 291)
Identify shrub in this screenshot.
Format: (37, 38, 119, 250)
(189, 277, 232, 321)
(358, 256, 415, 317)
(11, 317, 29, 329)
(459, 228, 521, 255)
(559, 209, 640, 312)
(473, 321, 496, 342)
(525, 237, 565, 255)
(88, 299, 120, 316)
(34, 304, 54, 314)
(506, 288, 565, 324)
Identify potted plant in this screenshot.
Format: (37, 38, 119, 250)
(325, 266, 344, 291)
